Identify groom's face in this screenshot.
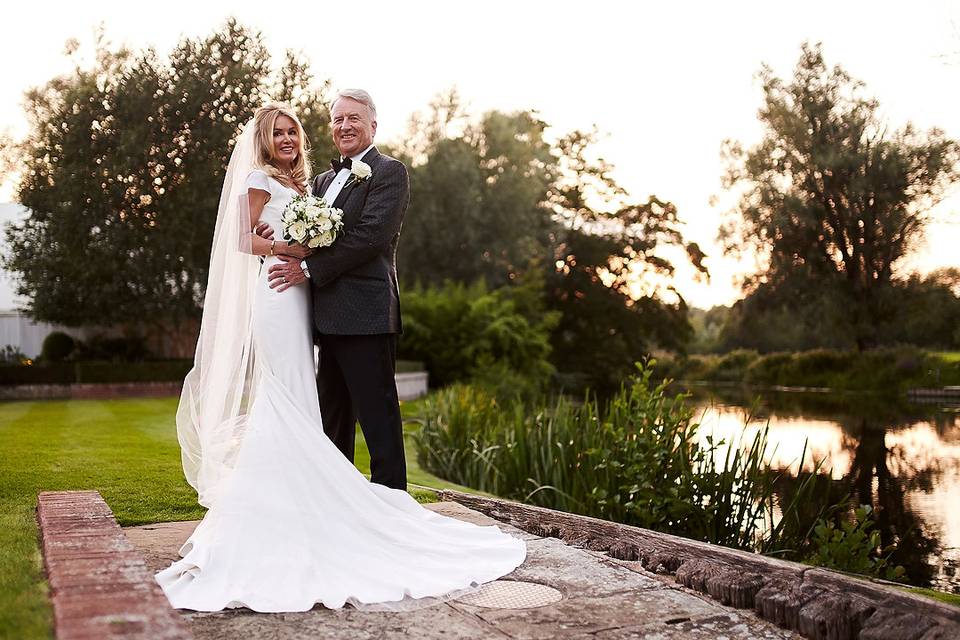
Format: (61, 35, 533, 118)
(331, 98, 377, 159)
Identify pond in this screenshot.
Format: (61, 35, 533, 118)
(683, 384, 960, 594)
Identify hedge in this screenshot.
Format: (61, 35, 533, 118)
(0, 360, 193, 386)
(0, 358, 424, 386)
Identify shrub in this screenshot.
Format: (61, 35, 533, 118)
(75, 335, 149, 362)
(807, 505, 906, 581)
(74, 360, 191, 383)
(0, 363, 75, 385)
(660, 346, 960, 392)
(653, 354, 714, 382)
(41, 332, 75, 362)
(744, 352, 794, 386)
(0, 345, 29, 365)
(706, 349, 759, 382)
(0, 360, 193, 386)
(400, 279, 559, 392)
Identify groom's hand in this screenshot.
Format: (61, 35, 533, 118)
(254, 222, 274, 240)
(268, 255, 307, 292)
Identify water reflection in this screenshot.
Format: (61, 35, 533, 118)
(684, 385, 960, 594)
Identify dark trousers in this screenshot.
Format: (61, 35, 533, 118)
(316, 333, 407, 490)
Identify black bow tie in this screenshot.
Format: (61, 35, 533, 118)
(331, 157, 353, 172)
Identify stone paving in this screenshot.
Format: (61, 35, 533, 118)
(125, 502, 800, 640)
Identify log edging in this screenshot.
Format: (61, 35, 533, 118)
(36, 490, 191, 639)
(438, 489, 959, 640)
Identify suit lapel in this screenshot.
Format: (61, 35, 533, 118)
(332, 178, 357, 210)
(313, 171, 334, 198)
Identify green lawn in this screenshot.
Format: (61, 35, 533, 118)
(0, 395, 465, 639)
(906, 587, 960, 608)
(933, 351, 960, 365)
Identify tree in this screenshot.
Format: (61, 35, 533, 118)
(396, 93, 707, 391)
(721, 43, 959, 350)
(397, 91, 555, 287)
(878, 269, 960, 349)
(273, 49, 337, 168)
(3, 21, 332, 354)
(716, 269, 960, 353)
(547, 129, 707, 391)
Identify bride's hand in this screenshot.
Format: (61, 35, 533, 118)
(279, 241, 313, 259)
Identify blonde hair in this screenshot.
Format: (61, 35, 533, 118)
(252, 103, 312, 190)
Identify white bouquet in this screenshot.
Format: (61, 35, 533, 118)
(280, 194, 344, 249)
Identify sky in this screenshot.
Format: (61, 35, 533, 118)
(1, 0, 958, 309)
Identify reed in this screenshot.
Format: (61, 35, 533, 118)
(415, 364, 831, 552)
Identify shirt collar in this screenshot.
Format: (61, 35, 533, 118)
(347, 144, 375, 163)
(340, 143, 376, 162)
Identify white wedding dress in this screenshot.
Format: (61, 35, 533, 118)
(155, 168, 525, 612)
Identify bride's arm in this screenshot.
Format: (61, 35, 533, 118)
(243, 189, 278, 256)
(245, 191, 313, 259)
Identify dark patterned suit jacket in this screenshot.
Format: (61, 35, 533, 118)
(304, 147, 409, 335)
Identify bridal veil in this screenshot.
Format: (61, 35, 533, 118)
(176, 120, 261, 508)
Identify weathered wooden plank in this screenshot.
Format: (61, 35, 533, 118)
(438, 489, 960, 640)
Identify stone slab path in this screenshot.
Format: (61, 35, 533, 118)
(125, 502, 800, 640)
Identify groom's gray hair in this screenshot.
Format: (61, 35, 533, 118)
(332, 89, 377, 119)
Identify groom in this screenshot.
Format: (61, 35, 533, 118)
(266, 89, 409, 490)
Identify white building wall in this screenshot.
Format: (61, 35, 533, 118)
(0, 312, 85, 359)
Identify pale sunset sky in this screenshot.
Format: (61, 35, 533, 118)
(1, 0, 958, 308)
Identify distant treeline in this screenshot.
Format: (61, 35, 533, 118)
(655, 347, 960, 392)
(689, 270, 960, 356)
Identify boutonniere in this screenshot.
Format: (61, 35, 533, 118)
(345, 160, 372, 186)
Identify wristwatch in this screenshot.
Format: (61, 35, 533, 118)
(300, 260, 311, 279)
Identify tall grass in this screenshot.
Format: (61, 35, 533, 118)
(415, 364, 834, 552)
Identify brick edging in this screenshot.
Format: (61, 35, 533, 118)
(2, 382, 183, 401)
(37, 490, 191, 639)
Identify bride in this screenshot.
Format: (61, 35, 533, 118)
(155, 103, 526, 612)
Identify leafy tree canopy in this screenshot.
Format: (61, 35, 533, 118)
(721, 42, 959, 350)
(4, 21, 333, 347)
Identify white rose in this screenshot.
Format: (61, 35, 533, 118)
(305, 205, 322, 220)
(319, 230, 335, 246)
(288, 220, 308, 242)
(351, 160, 372, 180)
(307, 235, 323, 248)
(318, 218, 333, 232)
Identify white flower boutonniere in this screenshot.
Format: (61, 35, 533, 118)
(346, 160, 372, 186)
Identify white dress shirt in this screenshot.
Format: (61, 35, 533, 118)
(302, 143, 375, 279)
(322, 143, 375, 203)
